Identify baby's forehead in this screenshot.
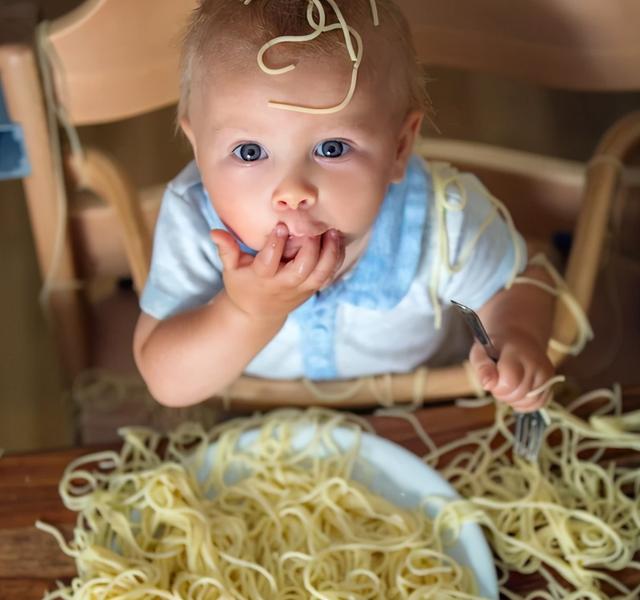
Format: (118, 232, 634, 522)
(196, 48, 401, 124)
(199, 30, 400, 94)
(179, 1, 424, 122)
(184, 2, 421, 122)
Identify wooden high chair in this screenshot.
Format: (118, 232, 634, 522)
(0, 0, 196, 376)
(1, 0, 639, 410)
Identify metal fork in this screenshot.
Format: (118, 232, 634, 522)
(451, 300, 546, 461)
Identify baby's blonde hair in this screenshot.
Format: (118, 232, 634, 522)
(178, 0, 428, 121)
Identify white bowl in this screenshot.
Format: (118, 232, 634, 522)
(200, 424, 499, 599)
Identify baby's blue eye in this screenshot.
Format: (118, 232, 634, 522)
(233, 143, 267, 162)
(315, 140, 350, 158)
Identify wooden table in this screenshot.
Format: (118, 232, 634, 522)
(1, 394, 638, 599)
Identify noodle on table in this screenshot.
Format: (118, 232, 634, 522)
(377, 385, 640, 599)
(39, 388, 640, 599)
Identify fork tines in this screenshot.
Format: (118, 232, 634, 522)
(514, 411, 546, 461)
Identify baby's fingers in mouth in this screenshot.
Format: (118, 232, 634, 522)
(285, 234, 323, 278)
(254, 223, 288, 276)
(312, 229, 345, 287)
(282, 232, 321, 261)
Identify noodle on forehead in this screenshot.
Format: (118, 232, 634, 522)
(243, 0, 380, 114)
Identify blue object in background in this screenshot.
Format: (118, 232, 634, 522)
(552, 231, 573, 260)
(0, 81, 30, 181)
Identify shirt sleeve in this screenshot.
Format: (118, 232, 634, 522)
(438, 169, 528, 310)
(139, 183, 223, 319)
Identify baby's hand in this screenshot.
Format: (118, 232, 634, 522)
(469, 331, 555, 412)
(211, 223, 345, 323)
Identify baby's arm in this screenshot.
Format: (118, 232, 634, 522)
(134, 292, 284, 407)
(469, 263, 555, 412)
(134, 223, 344, 406)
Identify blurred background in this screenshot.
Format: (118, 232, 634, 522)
(1, 0, 639, 452)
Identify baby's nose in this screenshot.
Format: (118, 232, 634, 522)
(272, 178, 317, 211)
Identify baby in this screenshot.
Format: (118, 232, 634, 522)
(134, 0, 555, 409)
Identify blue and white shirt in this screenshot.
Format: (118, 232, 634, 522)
(140, 156, 526, 380)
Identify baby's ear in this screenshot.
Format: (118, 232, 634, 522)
(179, 117, 201, 165)
(390, 110, 424, 182)
(179, 117, 197, 150)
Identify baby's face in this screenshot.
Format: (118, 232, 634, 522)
(182, 53, 421, 259)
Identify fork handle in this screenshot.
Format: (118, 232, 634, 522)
(451, 300, 500, 362)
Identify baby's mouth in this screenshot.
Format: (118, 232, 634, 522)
(283, 234, 315, 260)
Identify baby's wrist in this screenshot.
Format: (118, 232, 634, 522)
(219, 291, 287, 330)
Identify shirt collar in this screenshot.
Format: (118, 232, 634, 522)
(333, 155, 430, 309)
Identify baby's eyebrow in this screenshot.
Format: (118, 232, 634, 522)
(321, 122, 378, 138)
(212, 126, 251, 135)
(211, 123, 375, 140)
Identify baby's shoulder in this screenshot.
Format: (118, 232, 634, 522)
(415, 158, 521, 273)
(154, 160, 220, 237)
(160, 160, 214, 224)
(420, 160, 484, 208)
(420, 159, 501, 236)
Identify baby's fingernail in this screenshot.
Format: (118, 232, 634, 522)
(275, 223, 288, 238)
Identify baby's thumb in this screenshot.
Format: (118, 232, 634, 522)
(469, 342, 499, 391)
(211, 229, 240, 270)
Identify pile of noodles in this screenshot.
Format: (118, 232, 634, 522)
(38, 390, 640, 599)
(37, 410, 482, 599)
(378, 385, 640, 599)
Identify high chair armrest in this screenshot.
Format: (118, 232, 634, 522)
(223, 364, 477, 410)
(550, 111, 640, 365)
(70, 147, 153, 293)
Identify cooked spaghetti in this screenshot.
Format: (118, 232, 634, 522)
(37, 410, 481, 599)
(377, 385, 640, 599)
(246, 0, 379, 114)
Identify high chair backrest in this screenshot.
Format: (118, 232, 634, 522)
(394, 0, 640, 369)
(0, 0, 196, 376)
(47, 0, 195, 124)
(398, 0, 640, 91)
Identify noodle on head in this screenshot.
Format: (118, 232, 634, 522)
(37, 410, 482, 599)
(244, 0, 379, 114)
